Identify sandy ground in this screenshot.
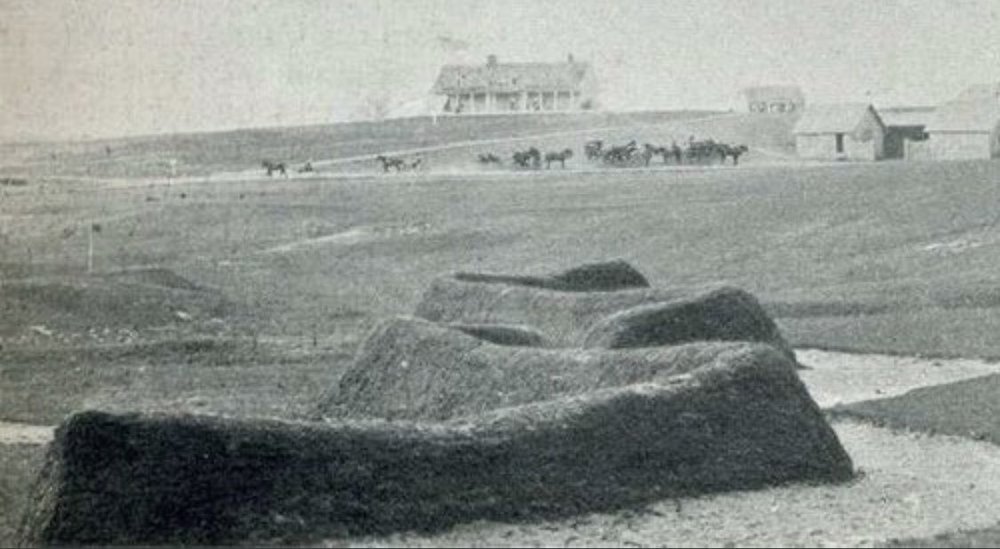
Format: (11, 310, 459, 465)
(0, 421, 53, 445)
(25, 158, 820, 192)
(797, 348, 1000, 408)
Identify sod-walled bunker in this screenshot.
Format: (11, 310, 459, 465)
(19, 261, 852, 546)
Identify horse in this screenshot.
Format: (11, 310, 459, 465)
(545, 148, 573, 169)
(584, 140, 604, 160)
(512, 147, 542, 169)
(375, 154, 406, 172)
(685, 139, 720, 164)
(671, 142, 683, 164)
(643, 143, 670, 166)
(261, 160, 288, 177)
(719, 144, 749, 165)
(602, 140, 638, 165)
(478, 153, 503, 165)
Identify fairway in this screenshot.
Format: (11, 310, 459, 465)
(6, 159, 1000, 356)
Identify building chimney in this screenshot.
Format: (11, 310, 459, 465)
(567, 53, 575, 64)
(487, 54, 497, 67)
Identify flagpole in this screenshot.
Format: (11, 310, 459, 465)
(87, 222, 100, 274)
(87, 225, 94, 274)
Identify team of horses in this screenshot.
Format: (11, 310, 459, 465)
(261, 160, 317, 177)
(375, 154, 423, 172)
(585, 139, 749, 166)
(477, 147, 575, 170)
(473, 138, 747, 171)
(262, 137, 748, 177)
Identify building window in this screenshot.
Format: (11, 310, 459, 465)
(835, 133, 845, 153)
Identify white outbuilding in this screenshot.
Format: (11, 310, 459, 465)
(793, 103, 885, 161)
(925, 98, 1000, 160)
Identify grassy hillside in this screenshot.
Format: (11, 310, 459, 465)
(3, 158, 1000, 357)
(6, 155, 1000, 434)
(318, 112, 796, 174)
(0, 110, 722, 179)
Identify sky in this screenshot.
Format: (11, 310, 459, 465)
(1, 0, 998, 142)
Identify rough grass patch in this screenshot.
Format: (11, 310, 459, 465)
(454, 259, 650, 292)
(582, 287, 794, 360)
(416, 273, 790, 353)
(829, 372, 1000, 445)
(321, 317, 795, 421)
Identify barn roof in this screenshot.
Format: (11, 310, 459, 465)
(955, 82, 1000, 102)
(740, 85, 805, 103)
(793, 103, 883, 134)
(432, 60, 591, 94)
(878, 106, 935, 128)
(927, 99, 1000, 133)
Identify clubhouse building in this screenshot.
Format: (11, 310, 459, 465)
(432, 55, 598, 115)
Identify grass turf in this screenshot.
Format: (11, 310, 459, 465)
(0, 444, 46, 547)
(0, 338, 357, 424)
(832, 372, 1000, 445)
(882, 526, 1000, 548)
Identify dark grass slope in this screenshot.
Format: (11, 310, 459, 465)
(454, 259, 649, 292)
(0, 273, 232, 337)
(0, 444, 47, 548)
(19, 350, 851, 546)
(415, 274, 791, 355)
(447, 322, 548, 347)
(830, 373, 1000, 445)
(583, 287, 794, 360)
(320, 317, 793, 421)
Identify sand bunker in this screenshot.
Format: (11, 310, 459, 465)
(797, 349, 1000, 407)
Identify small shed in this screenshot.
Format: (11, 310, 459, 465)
(925, 99, 1000, 160)
(879, 106, 934, 159)
(793, 103, 886, 161)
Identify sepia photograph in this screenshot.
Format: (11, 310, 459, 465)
(2, 0, 1000, 546)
